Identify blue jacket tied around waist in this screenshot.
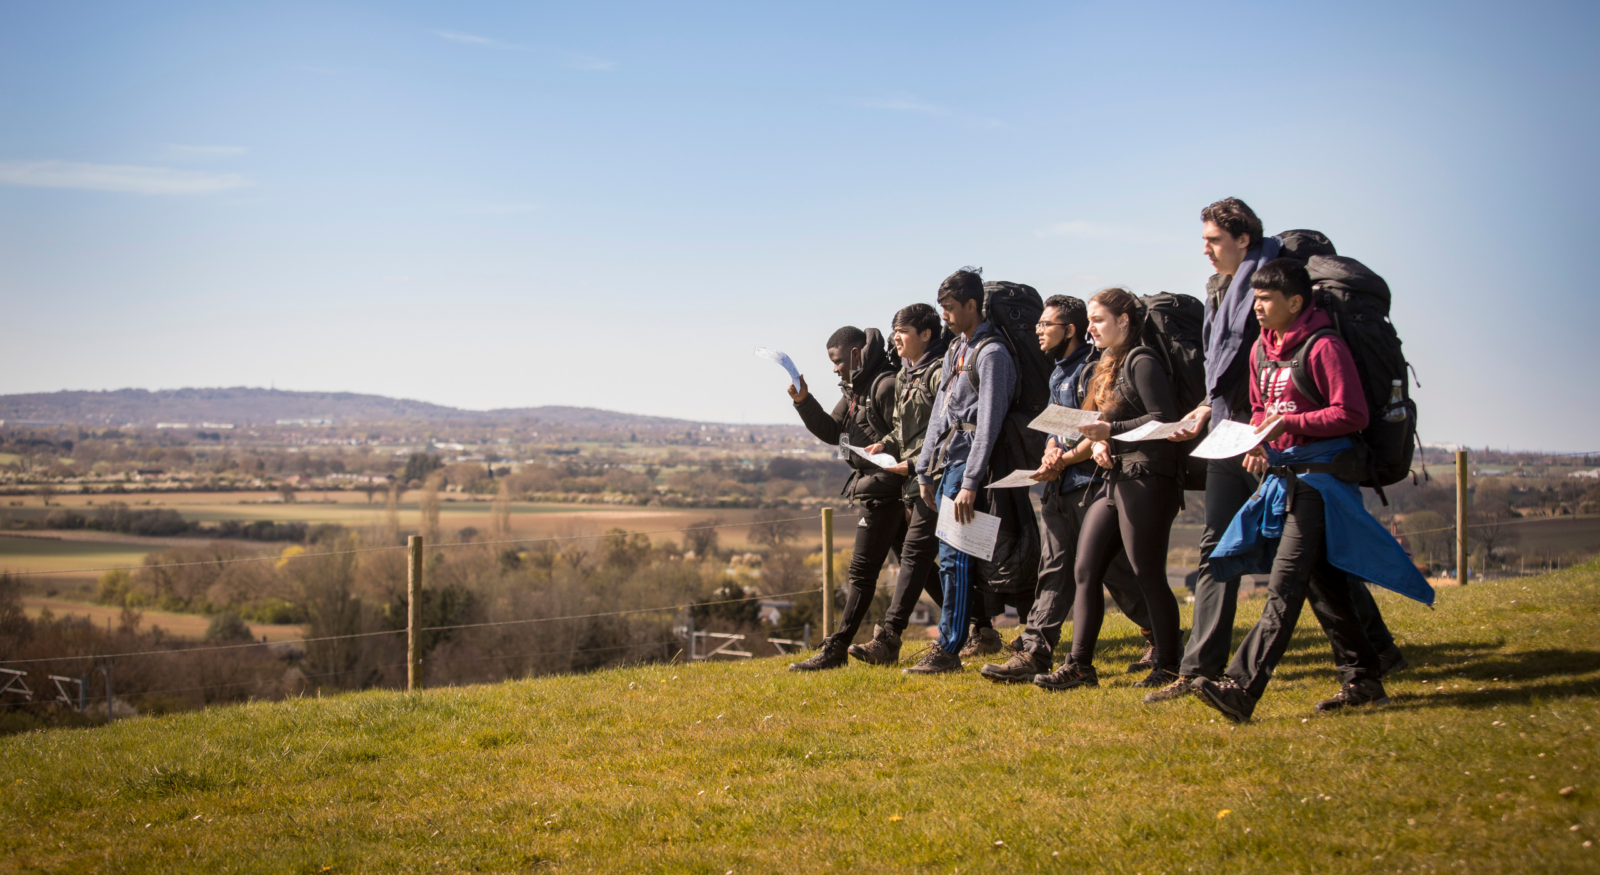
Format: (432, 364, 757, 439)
(1210, 438, 1435, 606)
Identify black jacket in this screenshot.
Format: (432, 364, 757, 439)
(794, 328, 906, 502)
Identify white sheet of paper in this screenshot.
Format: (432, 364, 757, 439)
(1027, 405, 1102, 436)
(986, 469, 1041, 489)
(935, 496, 1000, 562)
(842, 441, 899, 469)
(753, 347, 803, 393)
(1189, 419, 1267, 460)
(1115, 419, 1200, 442)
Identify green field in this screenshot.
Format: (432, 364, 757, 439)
(4, 563, 1598, 873)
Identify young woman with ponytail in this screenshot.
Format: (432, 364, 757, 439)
(1033, 287, 1187, 694)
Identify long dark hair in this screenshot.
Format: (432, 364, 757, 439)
(1085, 287, 1142, 413)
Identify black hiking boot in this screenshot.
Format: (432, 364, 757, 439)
(1193, 676, 1257, 724)
(1315, 678, 1391, 714)
(1132, 666, 1181, 690)
(788, 638, 848, 672)
(979, 651, 1050, 683)
(1377, 645, 1410, 679)
(1143, 675, 1198, 704)
(902, 645, 963, 675)
(847, 625, 902, 666)
(960, 627, 1003, 658)
(1126, 643, 1157, 674)
(1031, 662, 1098, 691)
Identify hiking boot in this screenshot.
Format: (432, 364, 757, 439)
(788, 639, 848, 672)
(847, 625, 902, 666)
(1377, 645, 1410, 679)
(960, 627, 1003, 658)
(1193, 676, 1256, 724)
(902, 645, 963, 675)
(979, 651, 1050, 684)
(1143, 675, 1197, 704)
(1032, 662, 1098, 691)
(1005, 633, 1026, 653)
(1315, 678, 1391, 714)
(1126, 643, 1157, 674)
(1132, 666, 1180, 689)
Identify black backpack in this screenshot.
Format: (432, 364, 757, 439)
(957, 281, 1050, 594)
(1132, 292, 1209, 490)
(1262, 230, 1419, 500)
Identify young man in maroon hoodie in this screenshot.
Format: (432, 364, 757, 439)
(1192, 258, 1392, 722)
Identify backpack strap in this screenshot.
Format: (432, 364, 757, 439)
(864, 370, 895, 440)
(1252, 328, 1337, 410)
(961, 335, 1022, 412)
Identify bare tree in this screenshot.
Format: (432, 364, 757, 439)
(749, 508, 800, 548)
(682, 517, 720, 559)
(35, 484, 56, 507)
(419, 474, 443, 545)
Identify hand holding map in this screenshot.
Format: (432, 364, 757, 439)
(936, 496, 1000, 562)
(1115, 419, 1202, 442)
(842, 441, 899, 469)
(1189, 419, 1268, 460)
(754, 347, 802, 393)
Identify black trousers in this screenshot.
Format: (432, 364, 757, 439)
(973, 588, 1034, 631)
(880, 495, 943, 637)
(1070, 475, 1183, 671)
(831, 497, 912, 645)
(1018, 483, 1152, 661)
(1183, 455, 1398, 680)
(1224, 481, 1381, 699)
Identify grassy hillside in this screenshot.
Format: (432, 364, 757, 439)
(4, 565, 1599, 873)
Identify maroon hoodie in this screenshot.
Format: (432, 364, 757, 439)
(1249, 304, 1369, 451)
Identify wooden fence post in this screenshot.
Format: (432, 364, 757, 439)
(1456, 450, 1469, 587)
(821, 507, 833, 642)
(407, 534, 423, 691)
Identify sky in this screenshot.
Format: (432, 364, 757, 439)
(1, 1, 1596, 450)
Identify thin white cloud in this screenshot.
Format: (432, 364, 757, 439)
(1036, 221, 1137, 241)
(463, 203, 539, 215)
(859, 97, 950, 116)
(166, 144, 248, 160)
(857, 97, 1002, 129)
(565, 53, 616, 71)
(437, 30, 520, 49)
(0, 160, 252, 195)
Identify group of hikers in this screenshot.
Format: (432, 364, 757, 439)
(780, 197, 1436, 723)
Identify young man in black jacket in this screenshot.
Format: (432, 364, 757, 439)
(786, 326, 906, 671)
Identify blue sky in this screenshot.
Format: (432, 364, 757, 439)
(1, 1, 1596, 450)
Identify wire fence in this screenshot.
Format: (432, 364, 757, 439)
(2, 513, 834, 577)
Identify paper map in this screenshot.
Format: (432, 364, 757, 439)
(842, 441, 899, 469)
(1115, 419, 1202, 442)
(754, 347, 802, 393)
(1189, 419, 1268, 460)
(1027, 405, 1102, 437)
(935, 496, 1000, 562)
(986, 469, 1041, 489)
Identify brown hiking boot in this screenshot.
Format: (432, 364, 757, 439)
(1126, 643, 1157, 673)
(960, 627, 1003, 658)
(979, 651, 1049, 683)
(901, 645, 963, 675)
(788, 638, 848, 672)
(1315, 678, 1391, 714)
(847, 625, 902, 666)
(1031, 662, 1099, 691)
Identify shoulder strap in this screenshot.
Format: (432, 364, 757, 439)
(1254, 329, 1337, 409)
(963, 336, 999, 392)
(864, 370, 896, 438)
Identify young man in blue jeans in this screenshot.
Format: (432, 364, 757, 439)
(907, 267, 1016, 674)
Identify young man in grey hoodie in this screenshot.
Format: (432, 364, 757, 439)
(907, 267, 1016, 675)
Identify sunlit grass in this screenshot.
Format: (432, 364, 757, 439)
(3, 563, 1598, 873)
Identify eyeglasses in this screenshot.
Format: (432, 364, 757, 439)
(1035, 321, 1071, 329)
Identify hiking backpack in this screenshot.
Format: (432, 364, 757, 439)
(954, 280, 1052, 594)
(1261, 230, 1420, 498)
(1128, 292, 1210, 490)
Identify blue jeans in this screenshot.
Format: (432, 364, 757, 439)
(935, 461, 973, 655)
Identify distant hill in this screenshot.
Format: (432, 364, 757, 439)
(0, 388, 707, 427)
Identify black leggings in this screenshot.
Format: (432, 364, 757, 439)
(1070, 475, 1182, 670)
